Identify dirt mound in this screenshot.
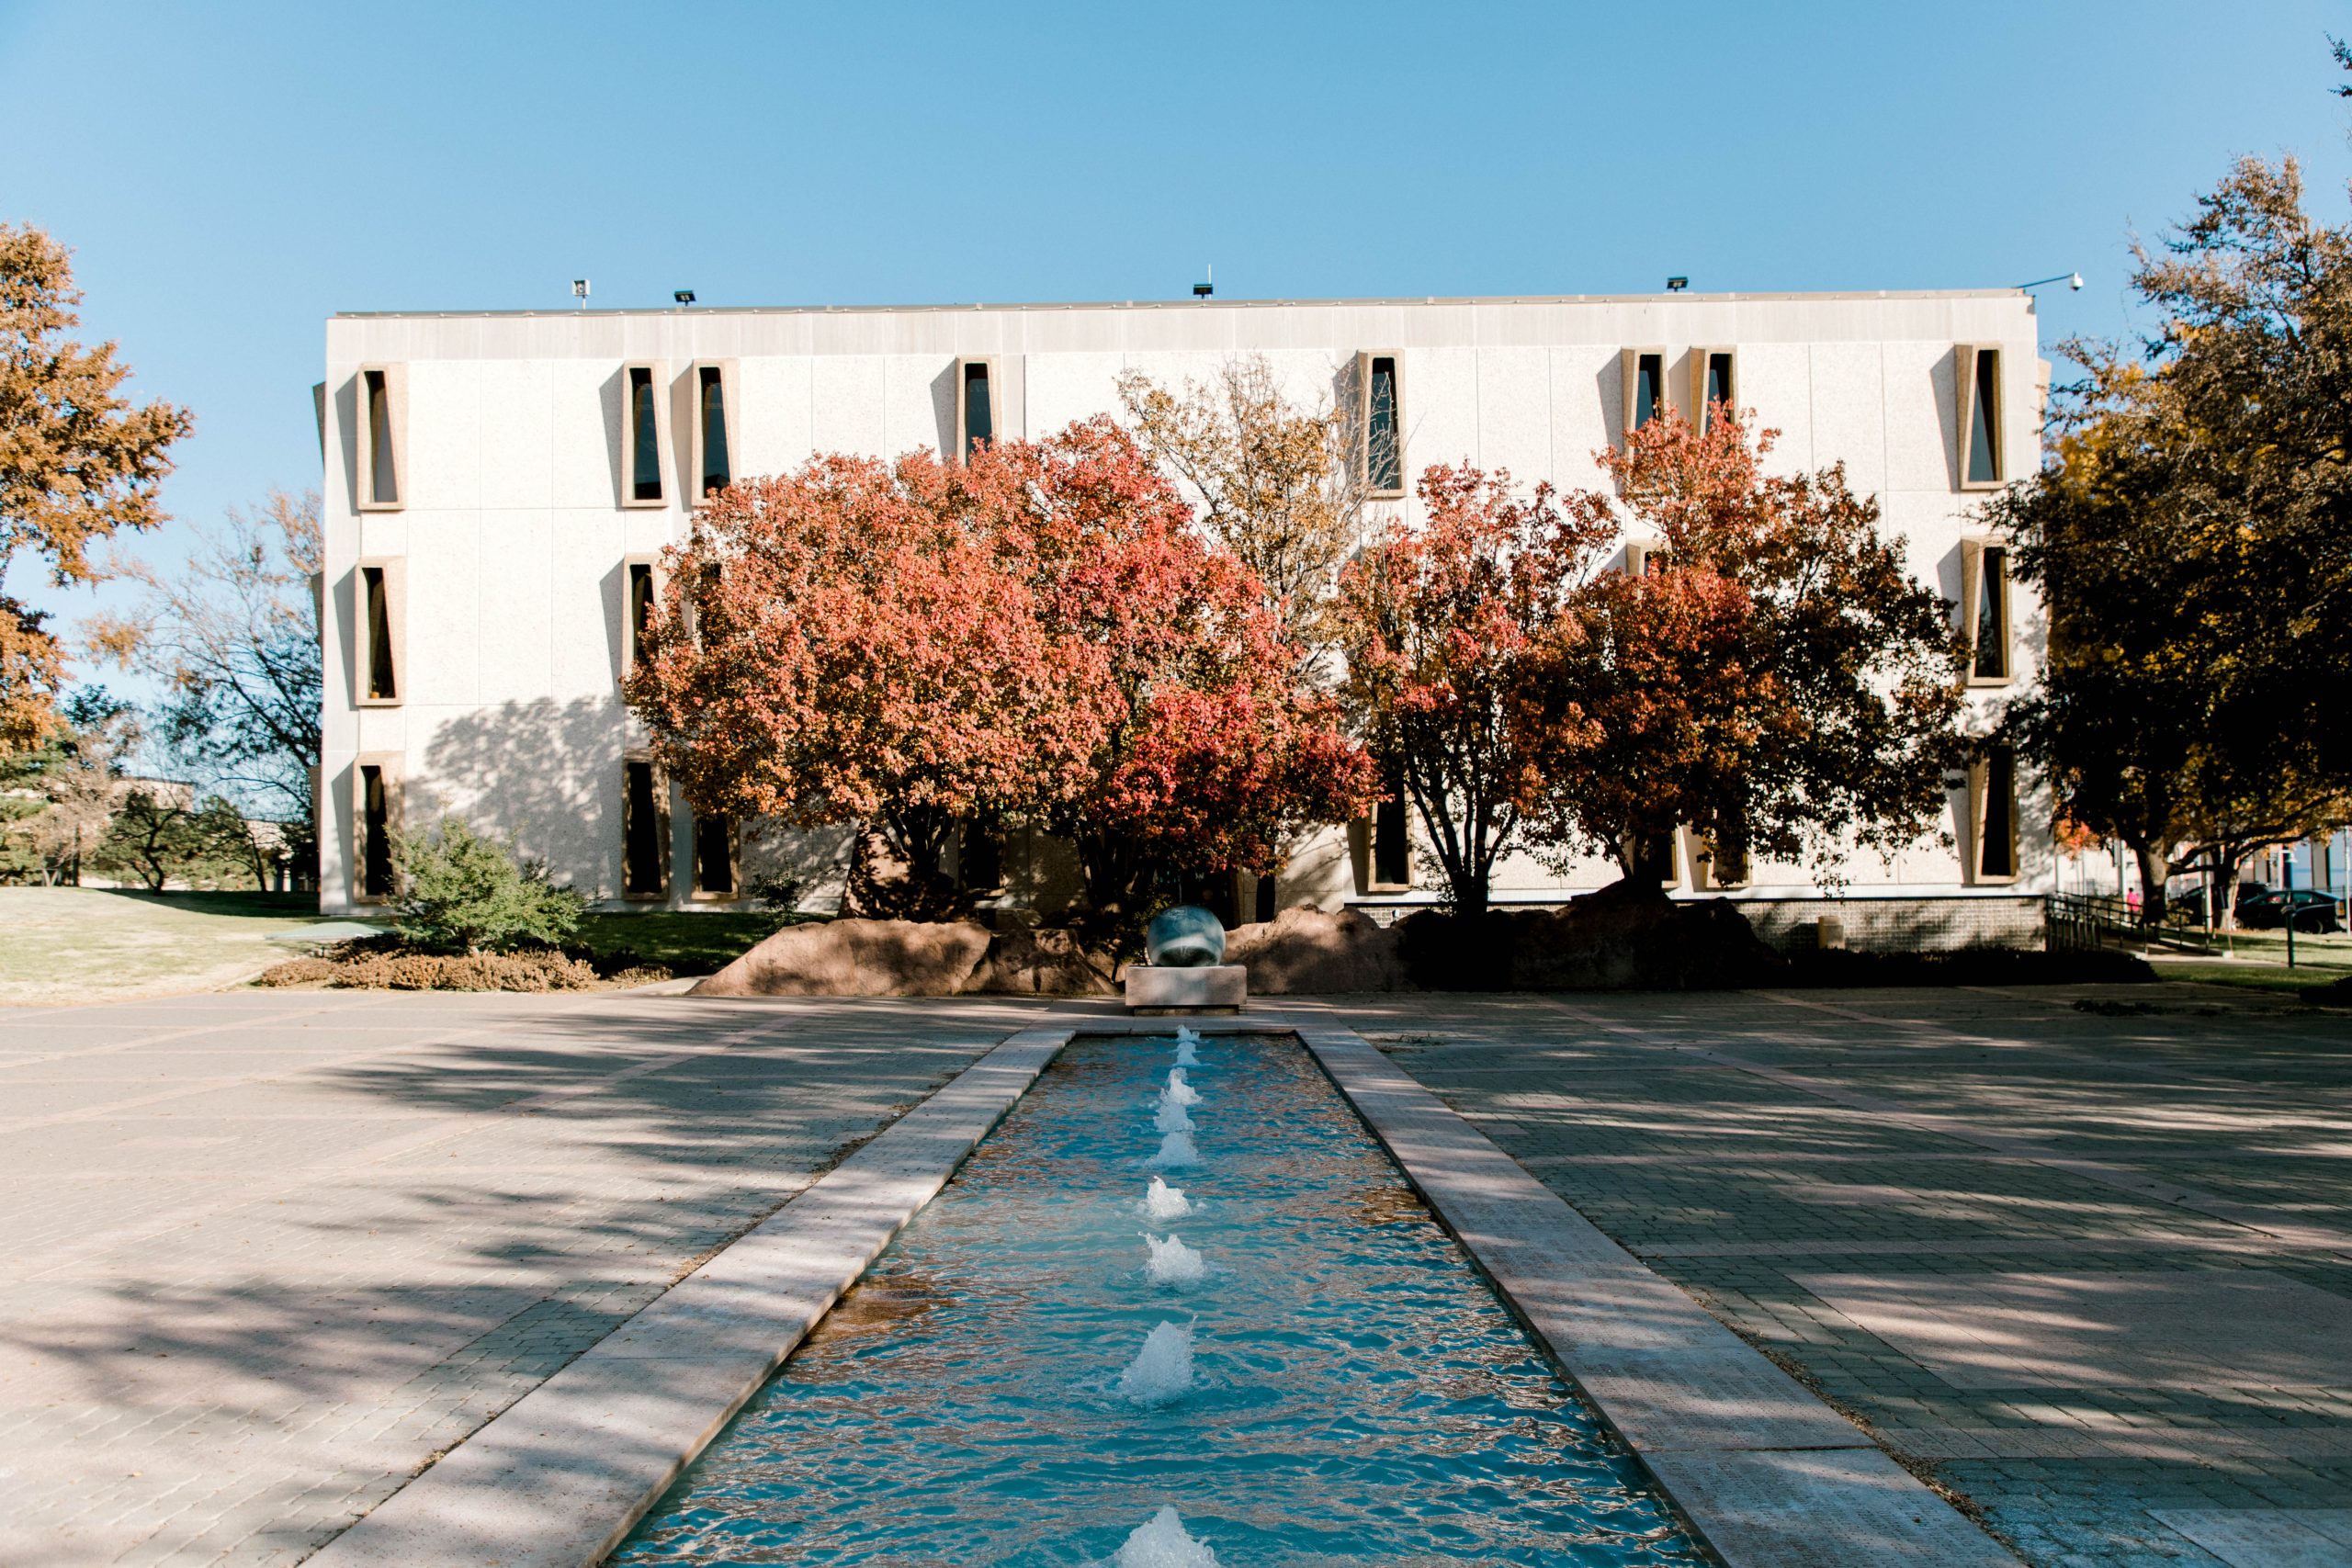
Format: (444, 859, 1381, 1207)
(1398, 885, 1781, 990)
(1225, 907, 1409, 993)
(693, 918, 993, 997)
(684, 888, 1779, 998)
(967, 926, 1119, 996)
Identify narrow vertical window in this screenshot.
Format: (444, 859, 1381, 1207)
(1632, 831, 1679, 886)
(959, 820, 1002, 893)
(364, 369, 399, 505)
(697, 366, 730, 495)
(362, 567, 397, 701)
(628, 561, 655, 671)
(1705, 795, 1752, 888)
(960, 359, 993, 459)
(358, 764, 393, 899)
(1635, 353, 1663, 429)
(688, 558, 721, 650)
(1622, 347, 1669, 438)
(1364, 355, 1403, 495)
(1373, 760, 1410, 887)
(1975, 747, 2018, 881)
(1710, 830, 1749, 889)
(1973, 546, 2009, 681)
(1254, 872, 1277, 923)
(693, 811, 734, 897)
(1968, 350, 2001, 483)
(356, 558, 402, 705)
(623, 758, 668, 898)
(1702, 351, 1735, 431)
(1961, 538, 2012, 686)
(1960, 345, 2004, 488)
(628, 366, 662, 502)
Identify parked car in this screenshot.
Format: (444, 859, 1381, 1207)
(2237, 888, 2346, 933)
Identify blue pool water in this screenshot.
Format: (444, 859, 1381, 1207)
(608, 1032, 1707, 1565)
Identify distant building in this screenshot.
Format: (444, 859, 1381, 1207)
(317, 288, 2048, 949)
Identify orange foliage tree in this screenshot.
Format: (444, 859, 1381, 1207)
(624, 448, 1114, 905)
(1012, 420, 1375, 919)
(2, 226, 191, 749)
(626, 419, 1373, 923)
(1521, 412, 1967, 892)
(1336, 415, 1967, 915)
(1333, 464, 1610, 916)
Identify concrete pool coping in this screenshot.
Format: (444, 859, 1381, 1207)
(303, 1021, 1073, 1568)
(302, 1014, 2015, 1567)
(1295, 1024, 2018, 1568)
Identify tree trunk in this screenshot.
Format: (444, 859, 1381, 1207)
(1608, 833, 1678, 906)
(880, 805, 955, 899)
(1446, 863, 1488, 919)
(1069, 829, 1146, 932)
(1403, 762, 1490, 919)
(2210, 844, 2245, 933)
(2129, 840, 2169, 927)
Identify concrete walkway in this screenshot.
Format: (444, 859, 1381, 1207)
(9, 983, 2350, 1566)
(1328, 984, 2352, 1566)
(0, 990, 1058, 1567)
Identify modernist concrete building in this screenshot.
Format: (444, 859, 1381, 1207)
(318, 288, 2051, 947)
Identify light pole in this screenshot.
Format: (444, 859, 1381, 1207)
(2018, 272, 2085, 292)
(2285, 845, 2298, 971)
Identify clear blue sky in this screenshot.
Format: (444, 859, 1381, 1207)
(7, 0, 2352, 683)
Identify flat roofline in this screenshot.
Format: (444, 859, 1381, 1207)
(332, 287, 2031, 321)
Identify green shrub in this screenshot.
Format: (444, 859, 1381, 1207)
(390, 818, 585, 954)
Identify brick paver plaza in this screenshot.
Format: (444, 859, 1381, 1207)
(4, 982, 2349, 1565)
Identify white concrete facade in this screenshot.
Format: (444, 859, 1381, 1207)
(317, 289, 2049, 928)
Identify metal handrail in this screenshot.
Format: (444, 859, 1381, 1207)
(2047, 891, 2222, 955)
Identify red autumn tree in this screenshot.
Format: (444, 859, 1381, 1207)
(624, 448, 1115, 906)
(1518, 411, 1968, 894)
(1333, 464, 1611, 916)
(1008, 419, 1375, 919)
(626, 420, 1374, 925)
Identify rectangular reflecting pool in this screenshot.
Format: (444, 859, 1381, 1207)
(608, 1032, 1708, 1565)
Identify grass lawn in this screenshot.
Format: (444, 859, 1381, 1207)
(0, 887, 322, 1006)
(2145, 929, 2352, 994)
(574, 909, 808, 976)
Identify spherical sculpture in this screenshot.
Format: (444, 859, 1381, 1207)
(1146, 905, 1226, 968)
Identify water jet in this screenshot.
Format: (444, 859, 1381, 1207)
(1139, 1175, 1193, 1220)
(1142, 1233, 1205, 1287)
(1116, 1320, 1194, 1406)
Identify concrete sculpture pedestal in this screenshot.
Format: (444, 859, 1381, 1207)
(1124, 963, 1248, 1014)
(1127, 904, 1245, 1012)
